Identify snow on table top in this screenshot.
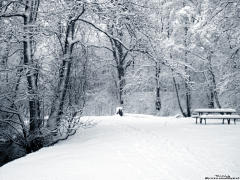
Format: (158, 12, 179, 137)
(200, 115, 240, 118)
(1, 115, 240, 180)
(194, 108, 236, 113)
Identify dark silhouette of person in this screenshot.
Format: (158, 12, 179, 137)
(117, 108, 123, 116)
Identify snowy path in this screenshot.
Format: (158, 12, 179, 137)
(0, 114, 240, 180)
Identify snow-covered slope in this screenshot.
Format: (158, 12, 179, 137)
(0, 114, 239, 180)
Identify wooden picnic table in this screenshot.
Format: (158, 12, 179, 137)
(194, 108, 236, 115)
(192, 109, 239, 125)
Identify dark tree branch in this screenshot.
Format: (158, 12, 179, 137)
(71, 4, 85, 23)
(88, 45, 113, 52)
(0, 104, 19, 115)
(55, 33, 65, 54)
(8, 49, 23, 58)
(0, 1, 27, 12)
(77, 19, 129, 50)
(211, 2, 232, 20)
(0, 13, 26, 18)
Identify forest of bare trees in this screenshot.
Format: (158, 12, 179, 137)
(0, 0, 240, 166)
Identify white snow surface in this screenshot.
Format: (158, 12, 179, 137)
(1, 114, 240, 180)
(194, 109, 237, 113)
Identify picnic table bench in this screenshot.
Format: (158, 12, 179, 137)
(192, 109, 239, 125)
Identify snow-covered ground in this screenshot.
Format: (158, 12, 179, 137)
(0, 114, 240, 180)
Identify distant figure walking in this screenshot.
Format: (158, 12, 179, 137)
(116, 107, 123, 116)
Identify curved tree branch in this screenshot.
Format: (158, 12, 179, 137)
(78, 19, 129, 50)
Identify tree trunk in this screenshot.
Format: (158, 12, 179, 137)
(47, 7, 86, 130)
(173, 73, 187, 117)
(183, 5, 191, 117)
(207, 86, 215, 108)
(155, 62, 161, 111)
(47, 53, 73, 132)
(185, 82, 191, 117)
(23, 0, 41, 133)
(110, 36, 125, 105)
(0, 35, 11, 85)
(47, 20, 75, 134)
(207, 52, 221, 108)
(118, 66, 124, 105)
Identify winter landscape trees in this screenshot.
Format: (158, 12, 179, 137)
(0, 0, 240, 166)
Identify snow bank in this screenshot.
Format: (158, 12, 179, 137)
(0, 115, 239, 180)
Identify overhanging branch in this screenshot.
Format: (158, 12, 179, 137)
(0, 13, 26, 18)
(88, 45, 113, 52)
(77, 19, 129, 50)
